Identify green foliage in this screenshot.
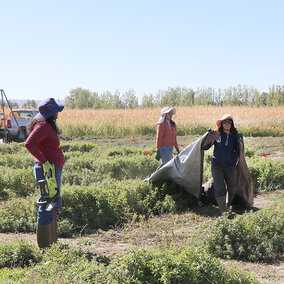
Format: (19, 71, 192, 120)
(0, 240, 41, 268)
(107, 247, 259, 283)
(206, 196, 284, 262)
(247, 158, 284, 192)
(66, 84, 284, 109)
(0, 167, 37, 198)
(22, 99, 37, 108)
(65, 87, 138, 109)
(0, 242, 259, 283)
(61, 141, 98, 152)
(0, 142, 26, 155)
(60, 179, 173, 232)
(0, 140, 283, 237)
(62, 146, 157, 185)
(0, 198, 36, 232)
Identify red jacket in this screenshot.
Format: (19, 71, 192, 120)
(156, 120, 178, 150)
(25, 121, 64, 167)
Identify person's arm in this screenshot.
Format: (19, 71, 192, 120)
(201, 142, 214, 150)
(201, 129, 218, 150)
(24, 123, 50, 164)
(156, 123, 165, 150)
(174, 125, 179, 152)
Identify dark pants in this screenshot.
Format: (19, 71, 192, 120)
(212, 164, 237, 200)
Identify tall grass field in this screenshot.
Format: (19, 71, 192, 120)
(58, 106, 284, 138)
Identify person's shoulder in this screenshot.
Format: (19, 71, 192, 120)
(157, 121, 167, 127)
(34, 121, 51, 130)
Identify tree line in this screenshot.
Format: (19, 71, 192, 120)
(65, 85, 284, 109)
(16, 85, 284, 109)
(1, 99, 37, 109)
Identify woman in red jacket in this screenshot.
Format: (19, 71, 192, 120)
(25, 97, 64, 248)
(155, 107, 179, 171)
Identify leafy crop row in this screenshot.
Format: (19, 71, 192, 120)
(0, 141, 283, 236)
(206, 195, 284, 262)
(0, 242, 259, 283)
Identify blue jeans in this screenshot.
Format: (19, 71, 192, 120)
(34, 161, 62, 225)
(156, 146, 174, 171)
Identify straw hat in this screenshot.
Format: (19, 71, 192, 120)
(216, 114, 234, 128)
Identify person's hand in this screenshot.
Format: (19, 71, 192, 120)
(207, 128, 214, 132)
(155, 150, 161, 161)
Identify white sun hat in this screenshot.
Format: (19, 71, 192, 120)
(157, 107, 176, 124)
(161, 107, 176, 116)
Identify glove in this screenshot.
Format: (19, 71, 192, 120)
(43, 161, 58, 198)
(176, 148, 180, 154)
(43, 161, 53, 178)
(155, 150, 161, 161)
(207, 128, 214, 133)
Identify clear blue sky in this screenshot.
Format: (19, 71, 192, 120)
(1, 0, 283, 103)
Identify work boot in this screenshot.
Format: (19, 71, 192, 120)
(216, 196, 227, 214)
(36, 223, 52, 248)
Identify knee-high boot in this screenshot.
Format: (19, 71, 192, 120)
(36, 223, 52, 248)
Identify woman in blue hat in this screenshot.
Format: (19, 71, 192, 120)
(25, 98, 64, 248)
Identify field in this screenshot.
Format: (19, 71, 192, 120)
(58, 106, 284, 137)
(0, 106, 283, 283)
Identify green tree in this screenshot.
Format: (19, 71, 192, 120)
(65, 88, 95, 109)
(22, 100, 37, 108)
(182, 88, 195, 106)
(154, 89, 164, 107)
(122, 89, 138, 109)
(215, 88, 223, 106)
(100, 91, 113, 109)
(113, 90, 123, 109)
(195, 87, 215, 105)
(161, 87, 182, 106)
(268, 84, 284, 106)
(141, 94, 155, 108)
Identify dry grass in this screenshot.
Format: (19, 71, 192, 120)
(58, 106, 284, 137)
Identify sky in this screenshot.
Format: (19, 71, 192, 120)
(1, 0, 284, 103)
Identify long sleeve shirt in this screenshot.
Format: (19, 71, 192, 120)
(25, 121, 64, 167)
(156, 120, 178, 150)
(211, 132, 240, 167)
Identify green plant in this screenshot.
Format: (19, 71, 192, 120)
(0, 198, 37, 233)
(0, 240, 41, 268)
(108, 247, 260, 283)
(206, 196, 284, 262)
